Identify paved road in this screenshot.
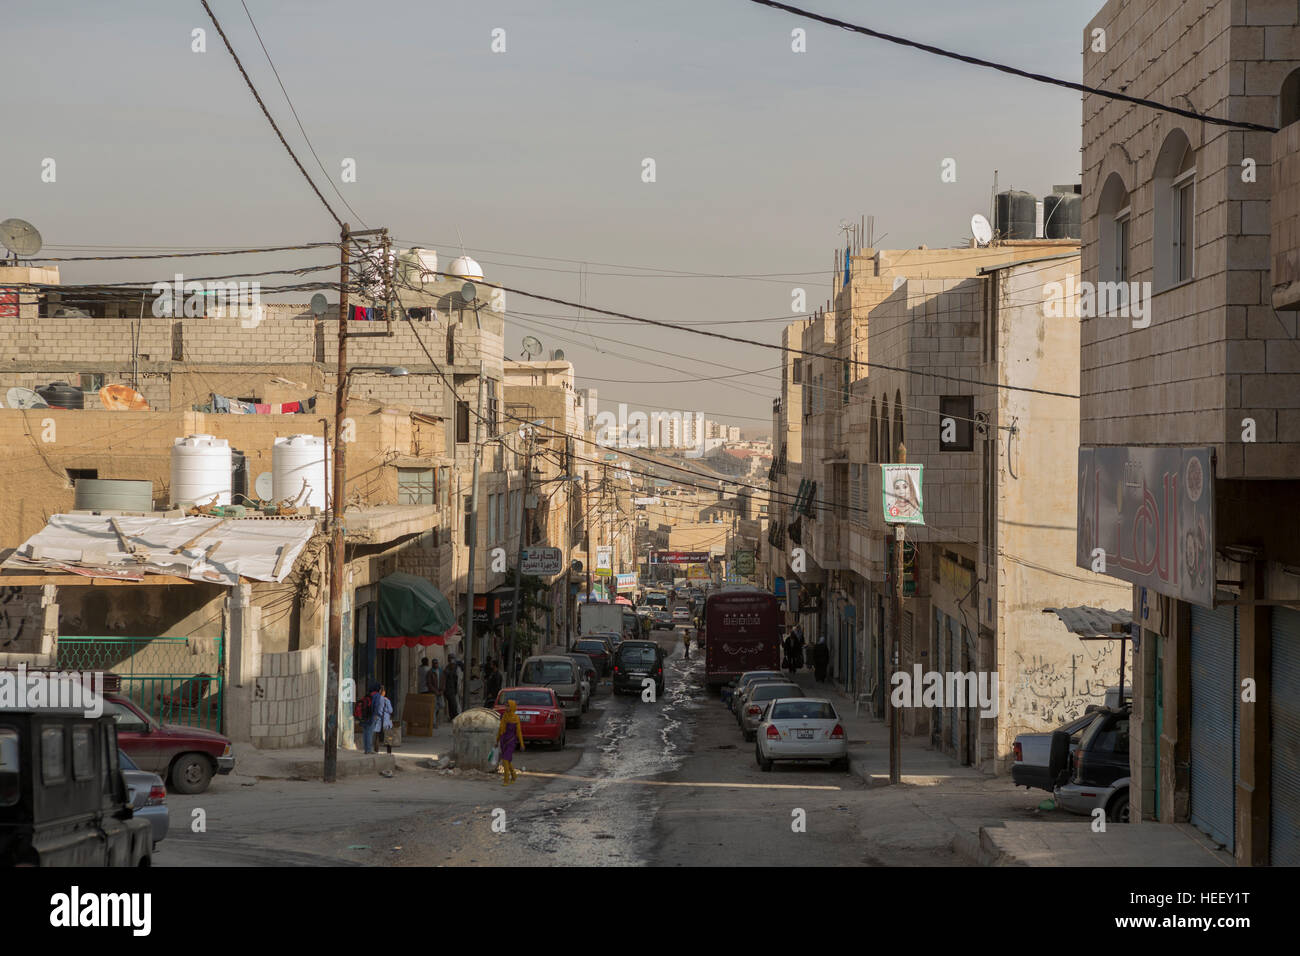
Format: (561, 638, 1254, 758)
(157, 619, 984, 866)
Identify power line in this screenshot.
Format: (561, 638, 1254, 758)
(28, 242, 339, 263)
(238, 0, 370, 229)
(746, 0, 1278, 133)
(198, 0, 344, 228)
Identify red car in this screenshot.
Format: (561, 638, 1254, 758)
(493, 687, 566, 750)
(572, 639, 611, 676)
(103, 692, 234, 794)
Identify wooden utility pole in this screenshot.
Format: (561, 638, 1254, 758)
(889, 443, 907, 786)
(324, 223, 350, 784)
(506, 434, 532, 682)
(461, 362, 487, 715)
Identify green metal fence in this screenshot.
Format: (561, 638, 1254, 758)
(56, 634, 224, 732)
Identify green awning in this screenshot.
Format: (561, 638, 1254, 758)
(376, 572, 460, 648)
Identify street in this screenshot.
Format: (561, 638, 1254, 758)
(157, 625, 894, 867)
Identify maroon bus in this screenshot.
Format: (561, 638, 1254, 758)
(704, 588, 781, 689)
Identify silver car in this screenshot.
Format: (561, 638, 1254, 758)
(726, 670, 785, 714)
(732, 674, 790, 718)
(738, 682, 803, 741)
(755, 698, 849, 771)
(519, 656, 584, 726)
(120, 748, 169, 848)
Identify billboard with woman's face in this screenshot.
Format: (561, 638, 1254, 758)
(881, 464, 925, 525)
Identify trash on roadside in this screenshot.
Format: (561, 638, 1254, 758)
(380, 770, 394, 778)
(347, 844, 370, 850)
(1038, 798, 1056, 811)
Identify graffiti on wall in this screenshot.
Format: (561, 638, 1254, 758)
(0, 586, 40, 651)
(1006, 640, 1122, 729)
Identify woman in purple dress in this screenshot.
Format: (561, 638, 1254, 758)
(496, 699, 525, 785)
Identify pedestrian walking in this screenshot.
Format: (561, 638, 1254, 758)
(427, 659, 443, 728)
(417, 657, 430, 697)
(364, 682, 394, 754)
(495, 699, 525, 785)
(682, 627, 691, 660)
(444, 654, 461, 720)
(791, 624, 806, 672)
(812, 637, 830, 683)
(483, 659, 503, 708)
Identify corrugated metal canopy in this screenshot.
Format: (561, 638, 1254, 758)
(1044, 605, 1132, 639)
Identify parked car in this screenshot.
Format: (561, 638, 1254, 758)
(1052, 705, 1132, 823)
(732, 673, 790, 716)
(653, 608, 672, 626)
(563, 653, 597, 711)
(518, 656, 584, 726)
(119, 748, 168, 848)
(612, 640, 666, 697)
(1012, 712, 1101, 792)
(672, 606, 692, 625)
(721, 669, 785, 709)
(573, 638, 613, 676)
(738, 682, 804, 741)
(592, 630, 624, 652)
(103, 692, 234, 794)
(493, 687, 566, 750)
(755, 698, 848, 772)
(0, 708, 153, 866)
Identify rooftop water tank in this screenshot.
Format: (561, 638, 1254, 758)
(74, 478, 153, 512)
(397, 247, 438, 286)
(272, 434, 328, 509)
(1043, 192, 1083, 239)
(446, 255, 484, 281)
(171, 434, 232, 508)
(995, 190, 1038, 240)
(37, 381, 84, 409)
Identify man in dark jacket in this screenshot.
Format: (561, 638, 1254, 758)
(444, 654, 462, 719)
(483, 660, 504, 707)
(812, 638, 830, 683)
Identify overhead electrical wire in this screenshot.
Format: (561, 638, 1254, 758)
(198, 0, 345, 229)
(28, 242, 339, 263)
(745, 0, 1278, 132)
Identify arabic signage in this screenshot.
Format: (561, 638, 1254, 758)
(634, 497, 661, 506)
(687, 564, 710, 580)
(881, 464, 924, 525)
(651, 550, 710, 564)
(615, 572, 637, 592)
(1076, 446, 1214, 608)
(0, 289, 17, 319)
(519, 547, 562, 575)
(733, 550, 755, 576)
(595, 546, 612, 576)
(473, 590, 516, 627)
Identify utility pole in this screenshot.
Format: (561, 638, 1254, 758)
(324, 222, 350, 784)
(889, 443, 907, 786)
(585, 474, 594, 605)
(506, 431, 532, 682)
(461, 362, 486, 716)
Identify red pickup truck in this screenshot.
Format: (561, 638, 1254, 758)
(103, 692, 234, 794)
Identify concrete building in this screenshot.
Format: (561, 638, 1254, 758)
(1079, 0, 1300, 864)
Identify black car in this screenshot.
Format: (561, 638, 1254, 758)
(1051, 705, 1132, 822)
(612, 640, 666, 697)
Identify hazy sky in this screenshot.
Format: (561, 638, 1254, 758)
(3, 0, 1096, 431)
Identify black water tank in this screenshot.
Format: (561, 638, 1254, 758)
(37, 381, 84, 409)
(231, 449, 248, 502)
(995, 190, 1038, 240)
(1043, 192, 1082, 239)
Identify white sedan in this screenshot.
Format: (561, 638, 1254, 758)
(754, 698, 849, 772)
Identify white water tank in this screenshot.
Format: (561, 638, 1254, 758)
(272, 434, 328, 509)
(398, 247, 438, 286)
(171, 434, 232, 508)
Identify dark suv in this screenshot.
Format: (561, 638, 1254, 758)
(1051, 705, 1132, 823)
(612, 641, 665, 697)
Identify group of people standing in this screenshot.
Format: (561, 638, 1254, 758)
(783, 624, 831, 683)
(416, 654, 464, 726)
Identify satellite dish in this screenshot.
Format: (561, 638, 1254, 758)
(309, 293, 329, 317)
(460, 281, 477, 304)
(6, 387, 48, 409)
(552, 349, 565, 362)
(254, 472, 274, 501)
(892, 276, 906, 291)
(521, 335, 542, 359)
(971, 214, 993, 247)
(100, 384, 149, 411)
(0, 218, 42, 258)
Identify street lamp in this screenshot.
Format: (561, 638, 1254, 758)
(324, 364, 409, 783)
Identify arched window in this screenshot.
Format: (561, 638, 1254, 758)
(869, 398, 879, 463)
(1153, 129, 1195, 290)
(1098, 172, 1131, 299)
(1281, 67, 1300, 128)
(893, 389, 904, 452)
(881, 395, 891, 462)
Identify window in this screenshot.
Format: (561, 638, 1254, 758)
(41, 725, 65, 784)
(464, 495, 473, 541)
(72, 725, 94, 781)
(1114, 210, 1131, 285)
(881, 396, 891, 461)
(0, 728, 19, 808)
(456, 401, 470, 443)
(103, 699, 148, 733)
(446, 325, 455, 365)
(488, 493, 498, 544)
(397, 468, 435, 505)
(438, 466, 450, 508)
(1153, 129, 1195, 290)
(65, 468, 97, 488)
(79, 373, 104, 392)
(486, 380, 500, 438)
(939, 396, 974, 451)
(792, 359, 802, 384)
(869, 399, 878, 463)
(1097, 172, 1131, 307)
(893, 389, 904, 451)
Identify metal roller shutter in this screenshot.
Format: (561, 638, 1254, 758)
(1270, 607, 1300, 866)
(948, 616, 960, 749)
(1189, 604, 1238, 851)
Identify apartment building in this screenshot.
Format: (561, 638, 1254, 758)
(1079, 0, 1300, 864)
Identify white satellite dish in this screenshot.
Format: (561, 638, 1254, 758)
(0, 218, 43, 258)
(309, 293, 329, 317)
(254, 472, 274, 501)
(521, 335, 542, 359)
(6, 387, 48, 409)
(892, 276, 906, 291)
(971, 214, 993, 247)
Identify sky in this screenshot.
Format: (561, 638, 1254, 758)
(2, 0, 1099, 434)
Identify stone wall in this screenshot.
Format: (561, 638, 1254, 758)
(250, 648, 321, 749)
